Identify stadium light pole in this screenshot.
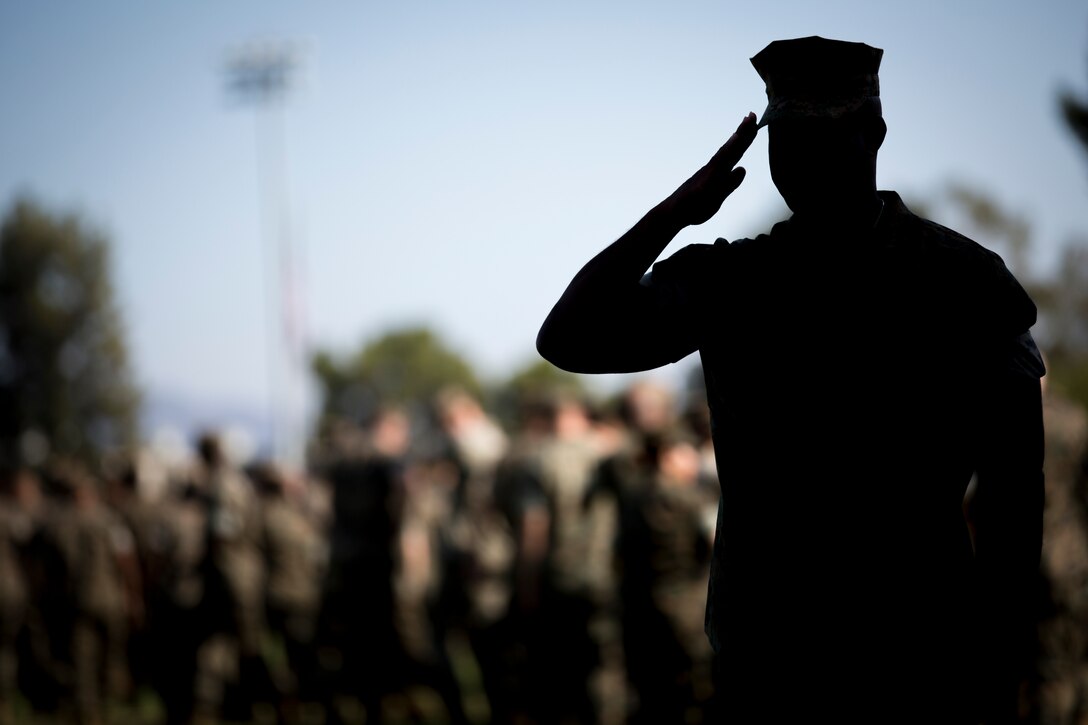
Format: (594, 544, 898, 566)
(224, 41, 306, 467)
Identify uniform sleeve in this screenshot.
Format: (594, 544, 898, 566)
(983, 293, 1045, 383)
(639, 240, 731, 358)
(987, 256, 1039, 341)
(967, 252, 1045, 719)
(970, 248, 1044, 379)
(1003, 330, 1046, 380)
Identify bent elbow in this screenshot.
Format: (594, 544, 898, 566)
(536, 321, 573, 372)
(536, 317, 597, 373)
(535, 325, 555, 365)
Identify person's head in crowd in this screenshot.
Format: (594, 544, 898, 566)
(682, 399, 714, 448)
(553, 391, 593, 440)
(434, 386, 486, 434)
(248, 460, 287, 498)
(514, 393, 556, 439)
(436, 387, 508, 472)
(654, 427, 702, 489)
(587, 403, 628, 458)
(367, 405, 411, 460)
(43, 458, 97, 507)
(196, 431, 226, 469)
(0, 466, 41, 511)
(323, 417, 370, 460)
(620, 380, 676, 435)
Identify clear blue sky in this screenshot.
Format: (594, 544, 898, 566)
(2, 2, 1086, 439)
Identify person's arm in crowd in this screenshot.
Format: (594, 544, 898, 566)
(536, 113, 758, 374)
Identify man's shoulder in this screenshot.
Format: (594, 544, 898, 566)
(883, 191, 1004, 269)
(903, 211, 1007, 271)
(886, 193, 1039, 337)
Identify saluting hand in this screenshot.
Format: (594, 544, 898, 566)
(662, 112, 758, 227)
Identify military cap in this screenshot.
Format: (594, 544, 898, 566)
(751, 36, 883, 127)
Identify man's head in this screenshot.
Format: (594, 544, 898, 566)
(752, 37, 887, 219)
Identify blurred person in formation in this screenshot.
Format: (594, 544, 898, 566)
(101, 452, 172, 700)
(251, 463, 324, 717)
(435, 386, 508, 514)
(431, 389, 519, 722)
(579, 401, 633, 725)
(496, 392, 602, 725)
(585, 401, 629, 463)
(33, 460, 133, 725)
(3, 470, 54, 716)
(0, 467, 40, 724)
(619, 379, 676, 440)
(393, 453, 471, 725)
(580, 380, 681, 724)
(583, 382, 682, 569)
(582, 381, 681, 542)
(1020, 379, 1088, 722)
(316, 408, 408, 722)
(618, 429, 719, 724)
(538, 36, 1045, 722)
(144, 460, 214, 725)
(193, 431, 268, 720)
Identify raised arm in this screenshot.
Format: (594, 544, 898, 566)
(536, 113, 758, 374)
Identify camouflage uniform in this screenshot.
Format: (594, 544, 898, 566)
(493, 411, 602, 725)
(150, 480, 211, 724)
(434, 395, 517, 723)
(257, 470, 323, 707)
(105, 458, 172, 700)
(203, 463, 265, 651)
(0, 473, 34, 725)
(393, 457, 471, 725)
(35, 467, 131, 724)
(194, 458, 268, 719)
(318, 453, 405, 719)
(621, 436, 718, 724)
(1028, 392, 1088, 722)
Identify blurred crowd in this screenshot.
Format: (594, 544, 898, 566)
(0, 381, 724, 725)
(2, 378, 1088, 725)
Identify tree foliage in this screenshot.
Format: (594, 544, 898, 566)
(1040, 239, 1088, 404)
(1047, 46, 1088, 407)
(1059, 48, 1088, 165)
(489, 358, 590, 427)
(0, 197, 139, 467)
(946, 184, 1032, 282)
(312, 326, 482, 423)
(501, 358, 586, 401)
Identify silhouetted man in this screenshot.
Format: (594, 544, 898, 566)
(538, 37, 1045, 723)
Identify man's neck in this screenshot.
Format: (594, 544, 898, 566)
(792, 191, 884, 231)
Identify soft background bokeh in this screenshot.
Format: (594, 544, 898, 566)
(2, 1, 1086, 455)
(4, 4, 1088, 724)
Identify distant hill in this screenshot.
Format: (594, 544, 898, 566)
(142, 388, 273, 463)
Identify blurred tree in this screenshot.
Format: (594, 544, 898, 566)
(501, 358, 586, 401)
(490, 358, 589, 427)
(1059, 52, 1088, 165)
(1040, 239, 1088, 405)
(946, 183, 1032, 282)
(1047, 49, 1088, 407)
(0, 197, 139, 467)
(312, 326, 482, 424)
